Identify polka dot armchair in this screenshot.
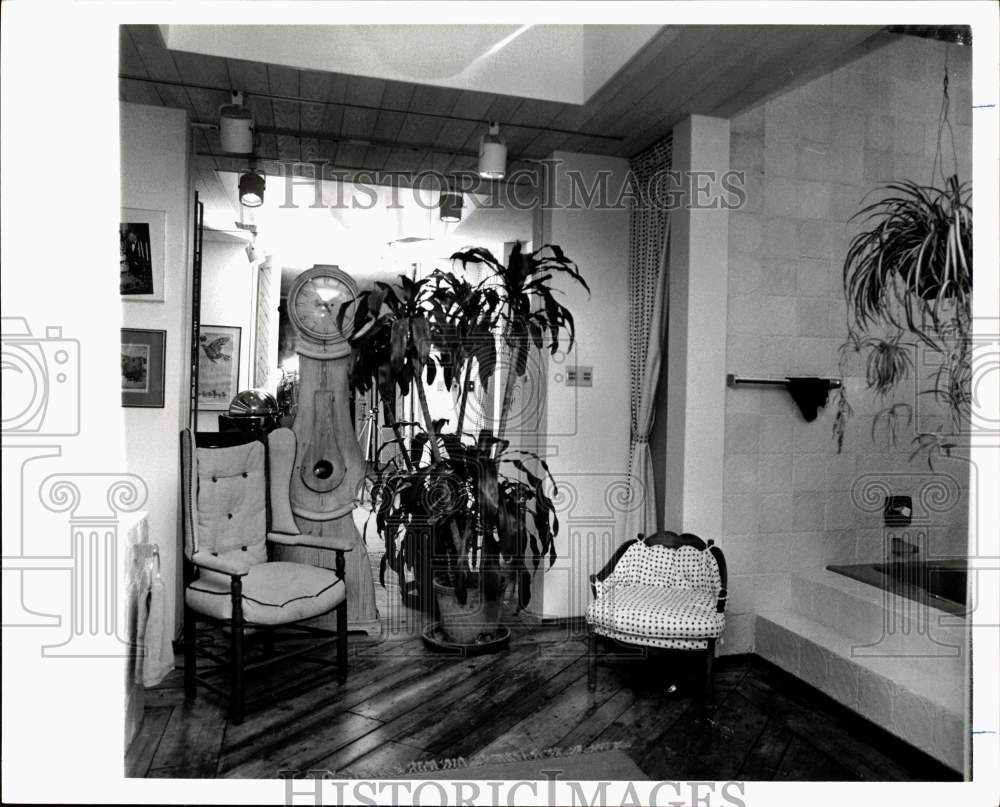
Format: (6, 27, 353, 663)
(585, 532, 728, 698)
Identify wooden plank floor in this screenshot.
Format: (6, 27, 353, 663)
(128, 619, 961, 781)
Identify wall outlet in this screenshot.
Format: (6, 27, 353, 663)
(566, 366, 593, 387)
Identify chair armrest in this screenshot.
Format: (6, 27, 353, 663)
(589, 574, 616, 599)
(716, 588, 728, 613)
(267, 531, 354, 552)
(189, 551, 250, 577)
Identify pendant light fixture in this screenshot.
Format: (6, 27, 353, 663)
(478, 121, 507, 179)
(219, 91, 255, 154)
(439, 187, 463, 222)
(239, 169, 265, 208)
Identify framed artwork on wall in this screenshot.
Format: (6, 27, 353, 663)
(121, 329, 166, 408)
(120, 208, 166, 302)
(197, 324, 241, 410)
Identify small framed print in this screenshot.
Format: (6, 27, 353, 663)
(121, 329, 166, 408)
(197, 325, 241, 410)
(120, 208, 166, 302)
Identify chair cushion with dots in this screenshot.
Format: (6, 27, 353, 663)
(586, 584, 724, 641)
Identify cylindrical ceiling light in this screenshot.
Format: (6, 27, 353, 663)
(239, 171, 265, 208)
(478, 121, 507, 179)
(219, 91, 255, 154)
(439, 189, 463, 223)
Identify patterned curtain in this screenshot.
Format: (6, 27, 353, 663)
(621, 133, 672, 541)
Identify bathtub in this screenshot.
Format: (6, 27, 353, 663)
(826, 559, 967, 617)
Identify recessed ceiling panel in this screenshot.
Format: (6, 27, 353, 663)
(161, 24, 659, 104)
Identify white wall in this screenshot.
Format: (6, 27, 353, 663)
(120, 102, 192, 642)
(196, 239, 258, 432)
(531, 151, 631, 619)
(721, 36, 973, 655)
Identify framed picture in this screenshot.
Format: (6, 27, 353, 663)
(120, 208, 165, 302)
(197, 325, 241, 410)
(121, 329, 166, 408)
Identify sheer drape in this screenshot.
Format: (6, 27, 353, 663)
(622, 220, 670, 542)
(619, 134, 672, 542)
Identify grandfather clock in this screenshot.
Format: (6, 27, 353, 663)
(279, 265, 379, 633)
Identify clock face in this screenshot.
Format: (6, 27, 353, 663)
(287, 266, 359, 355)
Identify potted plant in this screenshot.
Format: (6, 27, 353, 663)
(341, 243, 589, 645)
(832, 174, 972, 462)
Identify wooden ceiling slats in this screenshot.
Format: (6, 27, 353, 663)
(125, 24, 166, 52)
(448, 89, 498, 121)
(434, 119, 478, 152)
(227, 59, 271, 94)
(455, 94, 524, 155)
(623, 26, 831, 154)
(300, 137, 323, 164)
(609, 26, 776, 142)
(120, 78, 162, 106)
(333, 142, 369, 171)
(122, 24, 882, 177)
(120, 28, 148, 78)
(503, 98, 565, 156)
(266, 64, 302, 161)
(170, 50, 232, 90)
(396, 84, 456, 149)
(576, 28, 719, 137)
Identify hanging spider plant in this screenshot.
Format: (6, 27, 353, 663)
(833, 174, 972, 463)
(833, 58, 973, 465)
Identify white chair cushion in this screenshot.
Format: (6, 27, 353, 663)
(193, 439, 268, 565)
(587, 584, 724, 641)
(186, 561, 345, 625)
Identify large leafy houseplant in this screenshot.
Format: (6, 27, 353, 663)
(341, 243, 589, 639)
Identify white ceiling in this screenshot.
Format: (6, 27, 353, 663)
(161, 24, 659, 104)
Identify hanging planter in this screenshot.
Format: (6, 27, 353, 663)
(832, 61, 972, 464)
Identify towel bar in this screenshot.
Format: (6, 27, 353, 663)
(726, 373, 842, 389)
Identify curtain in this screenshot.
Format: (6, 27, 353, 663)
(622, 221, 670, 542)
(620, 133, 673, 542)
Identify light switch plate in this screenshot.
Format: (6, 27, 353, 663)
(566, 366, 593, 387)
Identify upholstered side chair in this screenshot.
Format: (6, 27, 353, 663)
(179, 428, 351, 723)
(585, 531, 728, 699)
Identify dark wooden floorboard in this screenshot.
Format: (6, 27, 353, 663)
(306, 645, 542, 774)
(679, 691, 769, 780)
(555, 688, 637, 750)
(128, 620, 963, 781)
(475, 660, 623, 757)
(736, 717, 793, 780)
(146, 699, 227, 778)
(403, 647, 586, 756)
(775, 734, 859, 781)
(125, 706, 172, 778)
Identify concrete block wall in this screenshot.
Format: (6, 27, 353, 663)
(720, 35, 973, 654)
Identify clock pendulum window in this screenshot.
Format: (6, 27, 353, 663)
(281, 265, 379, 634)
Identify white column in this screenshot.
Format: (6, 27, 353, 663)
(662, 115, 731, 540)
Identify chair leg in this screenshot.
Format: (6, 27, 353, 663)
(336, 599, 348, 684)
(704, 639, 716, 704)
(183, 603, 197, 700)
(588, 631, 598, 690)
(230, 578, 245, 725)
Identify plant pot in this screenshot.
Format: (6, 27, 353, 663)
(432, 578, 506, 645)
